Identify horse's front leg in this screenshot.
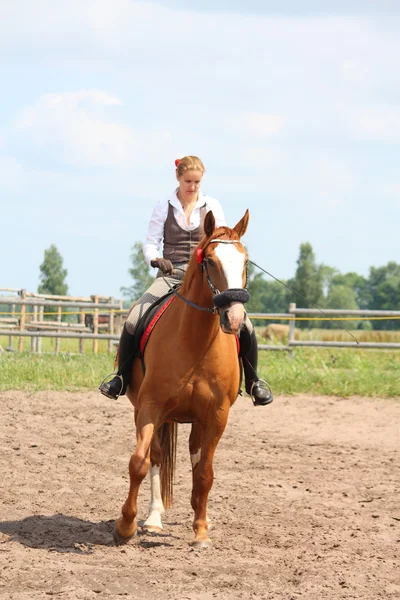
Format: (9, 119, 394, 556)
(113, 408, 155, 544)
(142, 432, 165, 532)
(190, 414, 228, 549)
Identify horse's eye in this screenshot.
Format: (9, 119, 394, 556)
(207, 258, 215, 267)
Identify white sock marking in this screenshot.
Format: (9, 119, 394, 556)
(143, 464, 165, 530)
(191, 449, 201, 469)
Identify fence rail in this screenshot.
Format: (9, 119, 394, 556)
(1, 291, 399, 354)
(0, 289, 124, 354)
(250, 303, 400, 353)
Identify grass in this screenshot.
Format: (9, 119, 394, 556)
(257, 348, 400, 398)
(0, 335, 112, 355)
(1, 345, 399, 398)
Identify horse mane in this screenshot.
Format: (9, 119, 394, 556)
(180, 225, 241, 295)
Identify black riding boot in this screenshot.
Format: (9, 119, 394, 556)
(99, 325, 137, 400)
(240, 326, 273, 406)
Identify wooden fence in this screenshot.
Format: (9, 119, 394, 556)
(0, 289, 124, 354)
(252, 303, 400, 353)
(1, 291, 399, 354)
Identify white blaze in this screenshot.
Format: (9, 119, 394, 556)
(214, 244, 245, 289)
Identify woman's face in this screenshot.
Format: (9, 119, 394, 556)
(177, 169, 203, 202)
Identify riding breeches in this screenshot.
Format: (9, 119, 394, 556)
(124, 274, 254, 337)
(124, 276, 180, 334)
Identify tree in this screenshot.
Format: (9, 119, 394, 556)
(325, 284, 360, 329)
(289, 243, 324, 327)
(121, 242, 153, 301)
(366, 262, 400, 329)
(38, 244, 68, 296)
(329, 271, 370, 310)
(246, 260, 290, 319)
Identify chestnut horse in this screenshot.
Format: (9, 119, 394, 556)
(113, 209, 250, 548)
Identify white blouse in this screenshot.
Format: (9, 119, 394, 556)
(143, 189, 227, 266)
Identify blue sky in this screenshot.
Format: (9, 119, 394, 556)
(1, 0, 399, 299)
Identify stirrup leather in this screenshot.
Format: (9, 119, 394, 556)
(98, 372, 124, 399)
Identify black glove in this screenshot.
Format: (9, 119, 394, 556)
(151, 257, 174, 275)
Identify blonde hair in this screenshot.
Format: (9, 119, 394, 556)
(175, 155, 205, 177)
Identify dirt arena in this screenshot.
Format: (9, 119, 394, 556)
(0, 390, 398, 600)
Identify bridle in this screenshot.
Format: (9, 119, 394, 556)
(170, 238, 250, 314)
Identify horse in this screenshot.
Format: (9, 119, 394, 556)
(113, 209, 250, 548)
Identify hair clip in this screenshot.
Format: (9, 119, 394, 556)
(175, 158, 181, 167)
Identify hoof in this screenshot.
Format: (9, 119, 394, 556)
(190, 538, 212, 549)
(112, 523, 137, 546)
(142, 525, 163, 534)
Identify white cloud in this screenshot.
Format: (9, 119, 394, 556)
(352, 109, 400, 142)
(0, 155, 26, 191)
(234, 112, 286, 137)
(383, 182, 400, 210)
(17, 90, 140, 167)
(340, 60, 369, 82)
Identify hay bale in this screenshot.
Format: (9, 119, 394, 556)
(262, 323, 300, 342)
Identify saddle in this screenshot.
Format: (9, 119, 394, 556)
(131, 286, 179, 371)
(131, 283, 240, 374)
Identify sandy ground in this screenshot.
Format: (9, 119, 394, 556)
(0, 390, 399, 600)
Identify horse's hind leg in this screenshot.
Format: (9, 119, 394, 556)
(142, 432, 165, 532)
(114, 408, 155, 544)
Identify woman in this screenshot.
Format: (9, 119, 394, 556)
(99, 155, 273, 406)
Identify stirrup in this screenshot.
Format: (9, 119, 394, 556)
(249, 378, 272, 405)
(98, 372, 124, 400)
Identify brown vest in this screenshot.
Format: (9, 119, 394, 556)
(163, 201, 207, 266)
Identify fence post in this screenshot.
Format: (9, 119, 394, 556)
(108, 297, 115, 354)
(93, 295, 99, 354)
(31, 305, 37, 352)
(55, 306, 62, 354)
(9, 303, 15, 350)
(18, 290, 26, 352)
(288, 303, 296, 359)
(37, 306, 44, 353)
(79, 309, 85, 354)
(116, 299, 124, 336)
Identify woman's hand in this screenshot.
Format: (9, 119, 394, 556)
(151, 258, 174, 275)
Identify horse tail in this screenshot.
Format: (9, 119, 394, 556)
(159, 422, 178, 509)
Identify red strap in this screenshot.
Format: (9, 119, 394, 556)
(139, 295, 176, 354)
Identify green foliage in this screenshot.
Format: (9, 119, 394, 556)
(120, 241, 154, 301)
(329, 271, 370, 310)
(324, 284, 360, 329)
(358, 320, 373, 331)
(366, 262, 400, 329)
(38, 244, 68, 296)
(287, 243, 324, 328)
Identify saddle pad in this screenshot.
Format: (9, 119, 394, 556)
(138, 293, 240, 356)
(139, 294, 177, 354)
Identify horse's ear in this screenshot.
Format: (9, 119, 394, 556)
(233, 209, 249, 238)
(204, 210, 216, 237)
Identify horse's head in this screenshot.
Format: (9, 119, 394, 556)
(199, 209, 250, 335)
